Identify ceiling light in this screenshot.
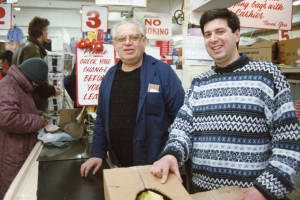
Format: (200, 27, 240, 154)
(294, 0, 300, 6)
(79, 10, 82, 14)
(173, 36, 183, 42)
(108, 12, 125, 21)
(14, 7, 21, 11)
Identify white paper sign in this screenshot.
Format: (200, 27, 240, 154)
(228, 0, 292, 31)
(279, 30, 292, 40)
(0, 4, 11, 30)
(134, 12, 172, 40)
(81, 6, 108, 32)
(95, 0, 147, 7)
(77, 44, 115, 106)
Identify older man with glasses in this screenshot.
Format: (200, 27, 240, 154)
(81, 18, 185, 175)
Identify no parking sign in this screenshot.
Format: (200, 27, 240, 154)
(0, 4, 12, 30)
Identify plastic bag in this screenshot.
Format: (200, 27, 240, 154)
(37, 128, 78, 143)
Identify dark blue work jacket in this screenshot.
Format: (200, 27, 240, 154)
(91, 53, 185, 166)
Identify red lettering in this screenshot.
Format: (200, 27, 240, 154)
(87, 84, 100, 91)
(153, 19, 161, 26)
(83, 75, 105, 82)
(146, 28, 169, 35)
(145, 19, 152, 26)
(83, 93, 98, 100)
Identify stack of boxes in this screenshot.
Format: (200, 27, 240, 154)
(45, 52, 75, 125)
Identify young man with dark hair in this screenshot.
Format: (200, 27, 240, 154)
(12, 16, 60, 111)
(151, 8, 300, 200)
(0, 50, 13, 80)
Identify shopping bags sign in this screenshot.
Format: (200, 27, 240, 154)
(228, 0, 292, 31)
(76, 44, 115, 106)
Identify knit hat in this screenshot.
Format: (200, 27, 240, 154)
(19, 58, 48, 85)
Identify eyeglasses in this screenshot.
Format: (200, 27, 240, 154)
(114, 34, 143, 44)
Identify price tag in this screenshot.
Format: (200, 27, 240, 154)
(0, 4, 12, 30)
(279, 30, 292, 41)
(81, 5, 108, 33)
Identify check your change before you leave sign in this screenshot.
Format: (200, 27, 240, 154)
(77, 44, 115, 106)
(228, 0, 293, 31)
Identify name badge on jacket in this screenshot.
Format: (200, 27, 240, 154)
(148, 84, 159, 93)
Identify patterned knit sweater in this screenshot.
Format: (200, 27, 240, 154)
(162, 55, 300, 199)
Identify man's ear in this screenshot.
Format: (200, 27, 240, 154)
(234, 29, 240, 43)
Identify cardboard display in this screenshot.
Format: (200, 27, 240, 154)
(103, 165, 192, 200)
(59, 108, 87, 125)
(277, 38, 300, 65)
(238, 41, 279, 63)
(190, 186, 244, 200)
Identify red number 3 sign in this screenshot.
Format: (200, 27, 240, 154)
(0, 4, 12, 30)
(81, 6, 107, 33)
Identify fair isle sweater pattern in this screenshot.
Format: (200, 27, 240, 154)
(163, 56, 300, 200)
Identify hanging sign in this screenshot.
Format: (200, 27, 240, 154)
(279, 30, 292, 40)
(81, 5, 108, 32)
(134, 12, 172, 40)
(95, 0, 147, 7)
(0, 4, 11, 30)
(228, 0, 293, 31)
(76, 44, 115, 106)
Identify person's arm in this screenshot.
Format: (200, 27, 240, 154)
(151, 82, 195, 181)
(33, 82, 56, 98)
(0, 84, 43, 133)
(250, 65, 300, 200)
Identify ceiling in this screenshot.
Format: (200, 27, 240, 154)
(2, 0, 300, 45)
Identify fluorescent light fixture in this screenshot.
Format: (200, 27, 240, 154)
(173, 36, 183, 42)
(79, 10, 82, 14)
(294, 0, 300, 6)
(108, 12, 125, 21)
(14, 7, 21, 11)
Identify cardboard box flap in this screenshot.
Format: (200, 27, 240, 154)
(103, 167, 145, 200)
(239, 40, 275, 49)
(190, 186, 243, 200)
(104, 165, 192, 200)
(137, 165, 192, 200)
(238, 40, 279, 63)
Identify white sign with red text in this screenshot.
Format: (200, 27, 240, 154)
(76, 44, 115, 106)
(96, 0, 146, 7)
(81, 5, 108, 32)
(0, 4, 11, 30)
(279, 30, 292, 40)
(228, 0, 292, 31)
(134, 12, 172, 40)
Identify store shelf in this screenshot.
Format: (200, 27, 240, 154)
(192, 0, 242, 12)
(288, 79, 300, 84)
(280, 67, 300, 73)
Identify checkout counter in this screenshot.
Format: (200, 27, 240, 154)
(4, 138, 111, 200)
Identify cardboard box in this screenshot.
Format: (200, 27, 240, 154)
(277, 38, 300, 65)
(190, 186, 244, 200)
(103, 165, 192, 200)
(238, 41, 279, 63)
(59, 108, 86, 124)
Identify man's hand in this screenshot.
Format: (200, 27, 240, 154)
(80, 158, 103, 177)
(54, 86, 61, 96)
(150, 155, 182, 184)
(233, 187, 267, 200)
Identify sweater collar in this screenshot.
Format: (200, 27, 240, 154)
(214, 53, 250, 73)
